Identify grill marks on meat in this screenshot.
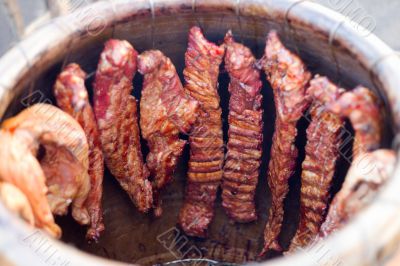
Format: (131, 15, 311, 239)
(221, 32, 263, 223)
(0, 31, 385, 250)
(318, 150, 395, 239)
(178, 26, 225, 237)
(54, 63, 105, 241)
(0, 104, 91, 237)
(328, 86, 382, 157)
(288, 77, 344, 251)
(260, 31, 311, 254)
(93, 40, 152, 212)
(317, 86, 384, 239)
(137, 50, 199, 217)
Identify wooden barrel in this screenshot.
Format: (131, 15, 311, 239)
(0, 1, 400, 265)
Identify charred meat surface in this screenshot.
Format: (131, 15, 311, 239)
(138, 50, 199, 217)
(54, 63, 105, 241)
(222, 32, 263, 223)
(0, 104, 91, 237)
(317, 86, 385, 239)
(93, 39, 152, 212)
(318, 150, 395, 239)
(329, 86, 382, 157)
(260, 31, 311, 253)
(178, 26, 225, 237)
(288, 77, 344, 252)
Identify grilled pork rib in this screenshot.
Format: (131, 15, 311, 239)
(318, 150, 395, 238)
(222, 32, 263, 223)
(260, 31, 311, 254)
(317, 86, 384, 238)
(178, 26, 225, 237)
(138, 50, 199, 217)
(93, 40, 153, 212)
(288, 77, 344, 251)
(1, 103, 91, 237)
(54, 63, 105, 241)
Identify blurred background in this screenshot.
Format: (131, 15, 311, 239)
(0, 0, 399, 56)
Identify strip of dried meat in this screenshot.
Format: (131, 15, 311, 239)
(288, 77, 344, 252)
(93, 40, 152, 212)
(260, 31, 311, 254)
(1, 103, 91, 237)
(54, 63, 105, 241)
(317, 86, 385, 239)
(318, 149, 395, 239)
(221, 32, 263, 223)
(138, 50, 199, 217)
(178, 26, 225, 237)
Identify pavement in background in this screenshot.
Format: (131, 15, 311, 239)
(317, 0, 400, 50)
(0, 0, 399, 55)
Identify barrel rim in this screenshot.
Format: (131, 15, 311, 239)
(0, 0, 399, 265)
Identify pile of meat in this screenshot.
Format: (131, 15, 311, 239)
(0, 26, 394, 256)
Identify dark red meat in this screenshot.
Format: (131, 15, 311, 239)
(138, 50, 199, 217)
(288, 76, 344, 251)
(328, 86, 382, 157)
(54, 63, 105, 241)
(221, 32, 263, 223)
(178, 26, 225, 237)
(317, 86, 385, 240)
(93, 40, 152, 212)
(260, 31, 311, 254)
